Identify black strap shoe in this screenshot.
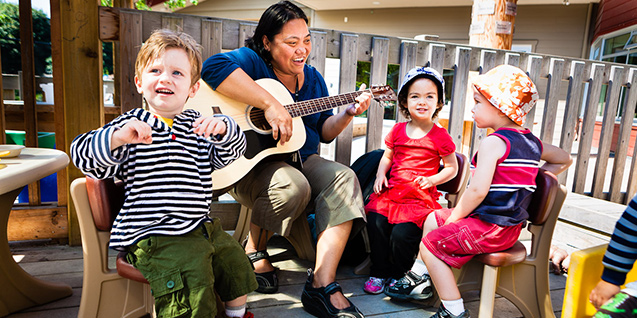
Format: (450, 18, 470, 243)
(247, 250, 278, 294)
(301, 269, 364, 318)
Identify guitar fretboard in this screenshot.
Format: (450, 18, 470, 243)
(284, 91, 365, 118)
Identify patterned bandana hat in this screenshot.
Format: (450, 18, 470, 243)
(473, 64, 539, 126)
(398, 67, 445, 105)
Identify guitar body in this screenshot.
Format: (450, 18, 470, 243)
(185, 78, 306, 190)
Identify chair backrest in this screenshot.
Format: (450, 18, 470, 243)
(527, 169, 559, 226)
(85, 176, 125, 231)
(437, 152, 469, 194)
(437, 152, 470, 208)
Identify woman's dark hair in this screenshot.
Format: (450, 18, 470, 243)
(245, 1, 308, 64)
(397, 74, 445, 120)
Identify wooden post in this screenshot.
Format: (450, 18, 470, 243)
(53, 0, 103, 245)
(0, 51, 5, 144)
(469, 0, 518, 50)
(19, 0, 41, 205)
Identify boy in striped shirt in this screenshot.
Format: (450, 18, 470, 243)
(71, 29, 256, 318)
(385, 65, 572, 318)
(590, 194, 637, 317)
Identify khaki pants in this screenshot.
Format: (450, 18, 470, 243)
(230, 154, 366, 237)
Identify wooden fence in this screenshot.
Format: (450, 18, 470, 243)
(99, 6, 637, 204)
(3, 4, 637, 242)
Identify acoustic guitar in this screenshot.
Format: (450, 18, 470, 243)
(185, 78, 396, 190)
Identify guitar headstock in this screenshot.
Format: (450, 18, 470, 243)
(369, 85, 397, 103)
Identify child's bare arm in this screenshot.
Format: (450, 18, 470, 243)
(540, 143, 572, 176)
(373, 148, 393, 194)
(445, 136, 505, 224)
(415, 153, 458, 189)
(111, 119, 153, 150)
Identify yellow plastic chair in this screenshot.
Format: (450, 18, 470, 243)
(561, 244, 637, 318)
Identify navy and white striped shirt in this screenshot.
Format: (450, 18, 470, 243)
(601, 195, 637, 285)
(470, 128, 543, 226)
(71, 108, 246, 249)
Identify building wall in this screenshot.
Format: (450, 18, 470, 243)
(592, 0, 637, 42)
(178, 2, 590, 58)
(311, 4, 591, 58)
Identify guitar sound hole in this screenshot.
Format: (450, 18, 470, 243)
(248, 107, 272, 132)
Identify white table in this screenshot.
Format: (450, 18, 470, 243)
(0, 147, 72, 316)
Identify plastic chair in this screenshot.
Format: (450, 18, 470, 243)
(453, 169, 567, 318)
(70, 177, 154, 318)
(71, 177, 228, 318)
(353, 152, 471, 275)
(561, 244, 637, 318)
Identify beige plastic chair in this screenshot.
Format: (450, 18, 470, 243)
(353, 152, 471, 275)
(453, 169, 567, 318)
(72, 177, 229, 318)
(70, 177, 154, 318)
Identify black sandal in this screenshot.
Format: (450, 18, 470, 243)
(247, 250, 279, 294)
(301, 269, 364, 318)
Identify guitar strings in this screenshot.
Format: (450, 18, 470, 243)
(210, 87, 393, 129)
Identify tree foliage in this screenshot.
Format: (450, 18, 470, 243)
(101, 0, 198, 11)
(0, 2, 51, 75)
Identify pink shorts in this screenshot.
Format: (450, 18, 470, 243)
(422, 209, 523, 269)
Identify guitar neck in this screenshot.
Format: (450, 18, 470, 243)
(284, 90, 366, 118)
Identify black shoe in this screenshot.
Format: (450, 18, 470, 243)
(247, 250, 278, 294)
(301, 269, 364, 318)
(430, 304, 470, 318)
(383, 270, 433, 301)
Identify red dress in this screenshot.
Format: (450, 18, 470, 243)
(365, 122, 456, 228)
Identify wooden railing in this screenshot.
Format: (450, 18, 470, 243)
(99, 6, 637, 204)
(4, 5, 637, 242)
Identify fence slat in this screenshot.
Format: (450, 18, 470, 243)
(201, 19, 223, 61)
(505, 52, 520, 67)
(335, 34, 358, 166)
(624, 69, 637, 204)
(449, 47, 471, 152)
(238, 23, 257, 49)
(162, 16, 183, 31)
(558, 61, 586, 184)
(574, 64, 606, 194)
(366, 37, 389, 152)
(396, 41, 418, 123)
(428, 43, 446, 74)
(540, 58, 565, 143)
(523, 56, 544, 130)
(611, 69, 637, 203)
(592, 66, 625, 199)
(119, 11, 142, 113)
(469, 50, 497, 157)
(308, 31, 327, 75)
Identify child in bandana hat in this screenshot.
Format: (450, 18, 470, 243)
(385, 65, 572, 318)
(362, 67, 459, 295)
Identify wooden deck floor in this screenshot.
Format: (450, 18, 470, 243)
(7, 189, 625, 318)
(7, 235, 570, 318)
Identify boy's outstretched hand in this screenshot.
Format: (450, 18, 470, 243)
(590, 280, 621, 309)
(111, 119, 153, 150)
(193, 116, 227, 139)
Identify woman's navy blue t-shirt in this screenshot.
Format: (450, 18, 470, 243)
(201, 47, 333, 161)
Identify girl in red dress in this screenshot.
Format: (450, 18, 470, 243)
(363, 67, 458, 295)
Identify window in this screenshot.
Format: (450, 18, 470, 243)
(590, 26, 637, 67)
